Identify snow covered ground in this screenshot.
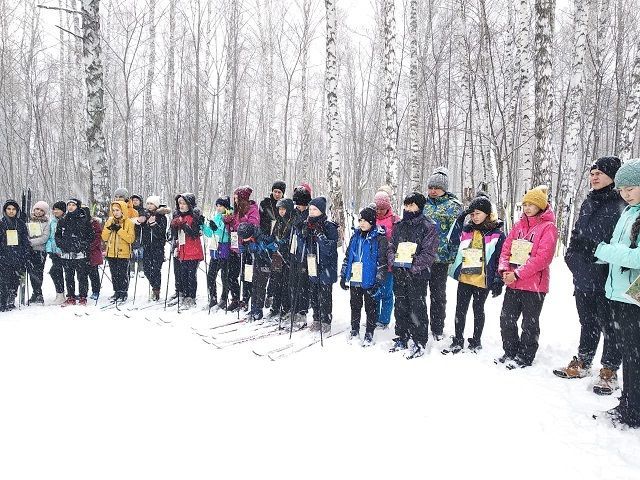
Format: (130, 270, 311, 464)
(1, 258, 639, 480)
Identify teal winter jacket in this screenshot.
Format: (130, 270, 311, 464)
(595, 204, 640, 304)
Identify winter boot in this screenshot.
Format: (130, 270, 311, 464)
(505, 356, 529, 370)
(432, 332, 444, 342)
(151, 289, 161, 302)
(389, 337, 408, 352)
(349, 329, 360, 342)
(593, 368, 619, 396)
(320, 323, 331, 334)
(89, 292, 100, 301)
(208, 296, 218, 309)
(442, 336, 464, 355)
(267, 309, 280, 320)
(77, 297, 87, 306)
(308, 321, 322, 332)
(29, 293, 44, 305)
(245, 310, 263, 322)
(294, 313, 308, 330)
(406, 343, 425, 360)
(467, 337, 482, 353)
(61, 296, 77, 308)
(494, 354, 514, 365)
(553, 356, 590, 379)
(376, 322, 389, 330)
(362, 332, 374, 347)
(167, 293, 183, 307)
(52, 292, 66, 305)
(225, 299, 241, 312)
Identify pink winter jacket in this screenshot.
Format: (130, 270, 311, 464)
(498, 208, 558, 293)
(230, 201, 260, 252)
(376, 209, 400, 241)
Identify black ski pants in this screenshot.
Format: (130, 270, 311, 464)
(108, 258, 129, 296)
(499, 288, 546, 365)
(614, 301, 640, 427)
(427, 262, 449, 336)
(88, 265, 101, 295)
(309, 281, 332, 325)
(393, 270, 429, 347)
(350, 286, 378, 335)
(575, 289, 621, 370)
(250, 264, 271, 313)
(143, 247, 164, 290)
(270, 264, 291, 313)
(48, 253, 65, 294)
(454, 282, 490, 343)
(27, 250, 47, 296)
(0, 264, 20, 308)
(63, 258, 89, 299)
(179, 259, 199, 299)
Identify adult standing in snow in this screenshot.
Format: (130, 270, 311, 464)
(593, 159, 640, 428)
(26, 201, 51, 304)
(55, 199, 95, 306)
(423, 167, 463, 340)
(46, 201, 67, 305)
(260, 181, 286, 307)
(290, 184, 313, 328)
(554, 157, 626, 396)
(102, 201, 136, 303)
(139, 196, 170, 301)
(374, 187, 400, 329)
(0, 200, 30, 311)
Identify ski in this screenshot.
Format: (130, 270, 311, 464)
(203, 325, 287, 349)
(268, 327, 349, 361)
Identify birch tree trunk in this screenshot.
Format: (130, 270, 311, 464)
(533, 0, 555, 188)
(300, 0, 312, 182)
(408, 0, 420, 192)
(558, 0, 589, 231)
(618, 47, 640, 162)
(382, 0, 398, 201)
(325, 0, 345, 242)
(82, 0, 109, 213)
(143, 0, 157, 195)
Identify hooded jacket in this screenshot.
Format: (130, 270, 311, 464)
(140, 206, 170, 251)
(89, 218, 104, 266)
(102, 200, 136, 259)
(229, 200, 260, 253)
(170, 193, 204, 261)
(387, 212, 439, 277)
(303, 214, 339, 285)
(55, 204, 94, 256)
(27, 205, 50, 253)
(0, 200, 30, 269)
(341, 226, 388, 289)
(498, 208, 558, 293)
(595, 204, 640, 304)
(423, 192, 463, 263)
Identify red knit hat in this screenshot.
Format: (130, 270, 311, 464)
(374, 191, 391, 211)
(234, 185, 253, 201)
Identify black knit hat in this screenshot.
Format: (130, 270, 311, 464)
(309, 197, 327, 215)
(403, 192, 427, 211)
(52, 201, 67, 212)
(359, 206, 376, 226)
(3, 199, 19, 213)
(130, 194, 143, 203)
(237, 222, 257, 240)
(467, 192, 492, 216)
(215, 196, 231, 210)
(591, 156, 622, 182)
(292, 186, 312, 206)
(272, 181, 286, 194)
(67, 198, 82, 208)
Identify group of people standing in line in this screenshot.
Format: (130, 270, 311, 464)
(0, 158, 639, 428)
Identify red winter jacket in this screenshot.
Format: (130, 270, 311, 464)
(498, 208, 558, 293)
(89, 219, 104, 266)
(172, 213, 204, 261)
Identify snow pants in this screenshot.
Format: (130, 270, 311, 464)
(27, 250, 47, 297)
(179, 259, 199, 299)
(108, 258, 129, 297)
(575, 289, 621, 370)
(250, 264, 271, 313)
(309, 281, 332, 325)
(48, 253, 65, 294)
(269, 263, 291, 314)
(499, 288, 546, 365)
(427, 262, 449, 336)
(351, 286, 378, 335)
(454, 282, 490, 343)
(613, 301, 640, 428)
(63, 258, 89, 299)
(0, 263, 20, 308)
(143, 247, 164, 291)
(393, 270, 429, 347)
(377, 271, 394, 326)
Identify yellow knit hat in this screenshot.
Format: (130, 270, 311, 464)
(522, 185, 549, 211)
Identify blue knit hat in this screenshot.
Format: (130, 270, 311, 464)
(309, 197, 327, 215)
(614, 159, 640, 188)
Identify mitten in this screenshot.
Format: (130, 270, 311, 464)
(339, 278, 349, 290)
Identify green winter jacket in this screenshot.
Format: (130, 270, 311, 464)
(423, 192, 463, 263)
(595, 204, 640, 304)
(202, 211, 231, 243)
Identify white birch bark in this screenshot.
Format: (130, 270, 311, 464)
(382, 0, 398, 201)
(143, 0, 157, 195)
(408, 0, 420, 192)
(618, 46, 640, 162)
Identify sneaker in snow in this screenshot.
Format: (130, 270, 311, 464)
(208, 297, 218, 309)
(294, 313, 308, 330)
(308, 321, 322, 332)
(376, 322, 389, 330)
(245, 310, 263, 322)
(77, 297, 87, 306)
(389, 337, 408, 352)
(348, 329, 360, 342)
(406, 343, 425, 360)
(432, 333, 444, 342)
(442, 337, 463, 355)
(467, 337, 482, 353)
(505, 356, 529, 370)
(89, 292, 100, 301)
(593, 368, 619, 395)
(52, 293, 66, 305)
(225, 300, 241, 312)
(29, 293, 44, 305)
(553, 356, 590, 379)
(362, 332, 374, 347)
(494, 354, 513, 365)
(61, 297, 77, 307)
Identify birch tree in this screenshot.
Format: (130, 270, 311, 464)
(408, 0, 420, 191)
(618, 46, 640, 162)
(382, 0, 398, 200)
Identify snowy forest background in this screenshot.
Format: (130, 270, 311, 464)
(2, 0, 640, 245)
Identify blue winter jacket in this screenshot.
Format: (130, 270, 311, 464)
(595, 204, 640, 304)
(244, 232, 279, 268)
(203, 211, 232, 259)
(341, 226, 388, 289)
(565, 185, 626, 292)
(303, 215, 338, 285)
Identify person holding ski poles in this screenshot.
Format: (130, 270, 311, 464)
(138, 196, 170, 301)
(46, 201, 67, 305)
(102, 200, 135, 303)
(203, 196, 232, 310)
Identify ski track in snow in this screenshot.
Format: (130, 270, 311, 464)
(0, 259, 639, 480)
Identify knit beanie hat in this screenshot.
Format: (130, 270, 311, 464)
(403, 192, 427, 211)
(591, 156, 622, 182)
(300, 183, 312, 195)
(359, 206, 377, 226)
(32, 201, 50, 215)
(130, 194, 143, 203)
(292, 186, 312, 206)
(215, 196, 231, 210)
(377, 184, 394, 198)
(3, 199, 19, 213)
(68, 198, 82, 208)
(522, 185, 549, 211)
(234, 185, 253, 201)
(237, 222, 257, 240)
(113, 187, 129, 199)
(272, 181, 286, 194)
(467, 192, 492, 216)
(427, 167, 449, 191)
(374, 191, 392, 211)
(276, 198, 294, 215)
(614, 159, 640, 188)
(309, 197, 327, 215)
(146, 196, 161, 209)
(52, 201, 67, 213)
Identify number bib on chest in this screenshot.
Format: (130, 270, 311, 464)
(461, 248, 483, 275)
(307, 254, 318, 278)
(510, 239, 533, 266)
(231, 232, 239, 249)
(394, 242, 417, 267)
(350, 262, 363, 283)
(178, 230, 186, 246)
(244, 263, 253, 283)
(6, 230, 18, 246)
(27, 222, 42, 237)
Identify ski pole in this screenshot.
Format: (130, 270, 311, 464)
(132, 254, 139, 305)
(238, 250, 244, 320)
(316, 241, 323, 348)
(164, 242, 174, 311)
(95, 230, 113, 306)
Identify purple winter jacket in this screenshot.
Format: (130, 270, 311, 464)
(387, 213, 439, 276)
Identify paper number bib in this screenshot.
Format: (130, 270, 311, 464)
(350, 262, 363, 283)
(395, 242, 417, 266)
(244, 264, 253, 283)
(231, 232, 239, 249)
(461, 248, 483, 274)
(6, 230, 18, 246)
(510, 239, 533, 265)
(307, 254, 317, 277)
(27, 222, 42, 237)
(178, 230, 186, 246)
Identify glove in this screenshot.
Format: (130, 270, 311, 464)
(491, 284, 503, 298)
(223, 214, 234, 225)
(209, 219, 218, 232)
(317, 232, 327, 241)
(339, 278, 349, 290)
(170, 217, 184, 229)
(109, 223, 121, 232)
(148, 216, 156, 225)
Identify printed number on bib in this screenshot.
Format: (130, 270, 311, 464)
(350, 262, 363, 283)
(244, 264, 253, 283)
(307, 254, 318, 278)
(510, 239, 533, 266)
(231, 232, 239, 249)
(461, 248, 483, 275)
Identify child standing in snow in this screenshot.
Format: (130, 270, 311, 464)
(268, 198, 294, 319)
(594, 159, 640, 428)
(340, 206, 388, 346)
(102, 201, 135, 303)
(444, 193, 505, 354)
(139, 196, 169, 301)
(87, 215, 103, 301)
(0, 200, 30, 311)
(26, 201, 50, 304)
(46, 201, 67, 305)
(387, 192, 439, 359)
(496, 186, 558, 369)
(237, 222, 278, 321)
(373, 188, 399, 328)
(203, 197, 232, 309)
